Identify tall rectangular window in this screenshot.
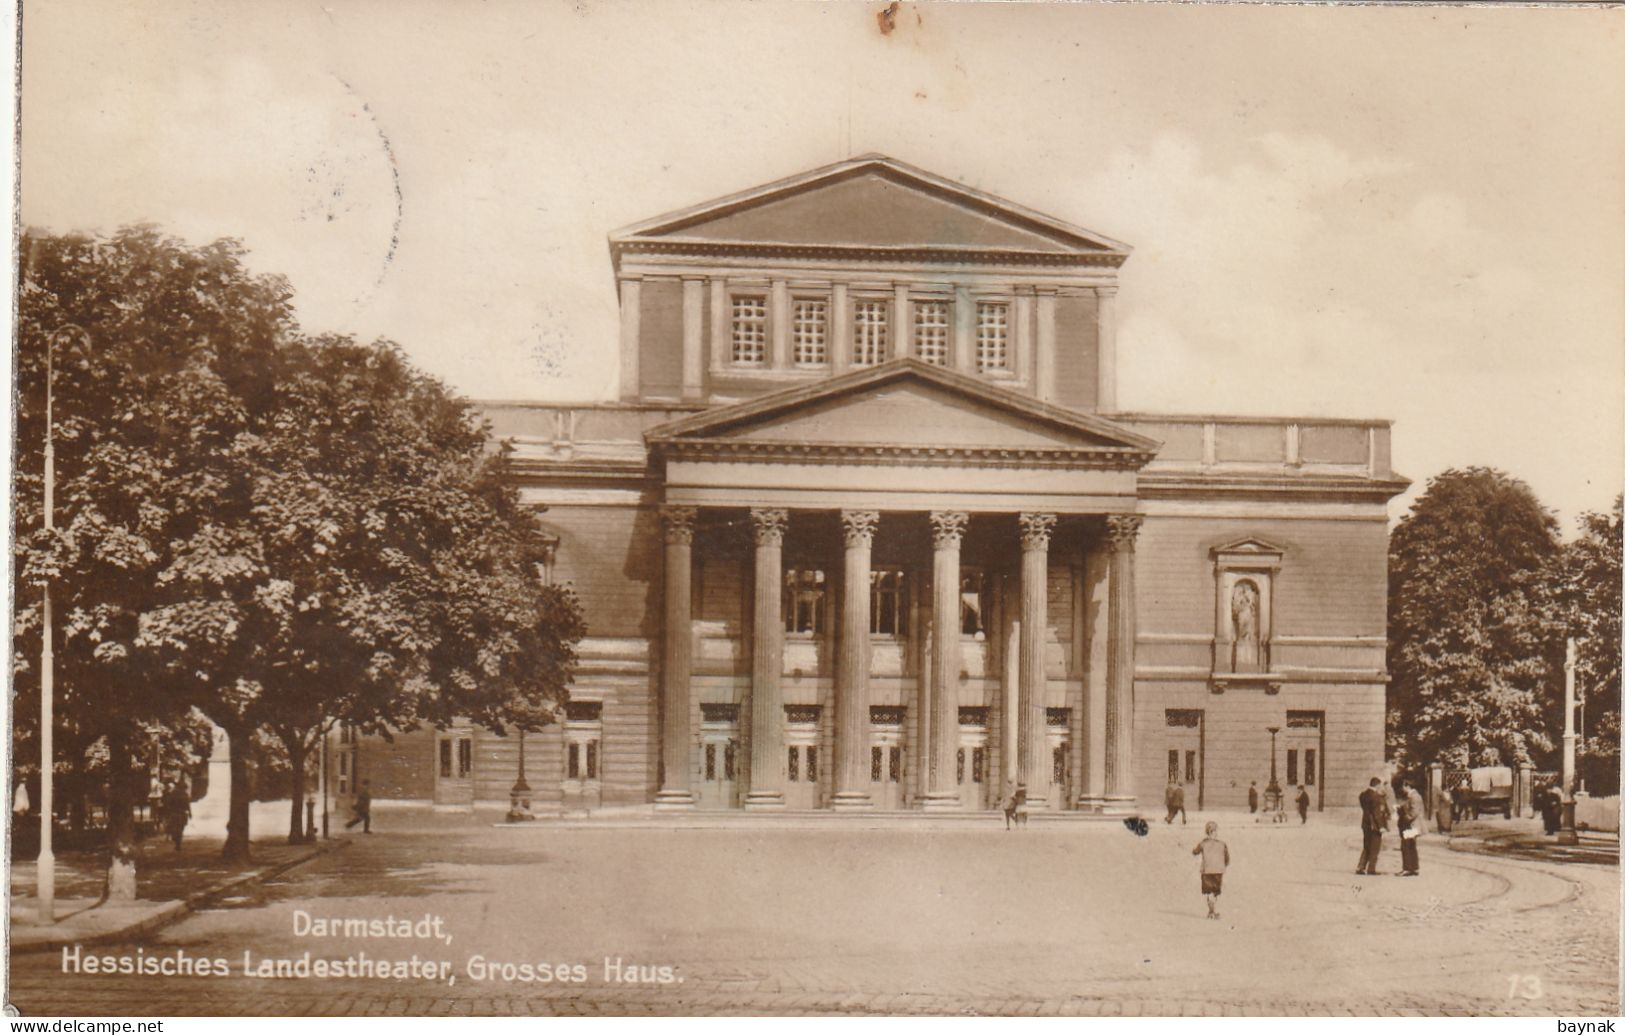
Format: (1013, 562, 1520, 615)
(976, 302, 1010, 372)
(784, 569, 827, 634)
(1305, 749, 1317, 786)
(439, 740, 452, 779)
(806, 746, 817, 782)
(731, 295, 768, 365)
(852, 300, 889, 366)
(792, 298, 828, 367)
(913, 300, 949, 365)
(1287, 749, 1299, 786)
(585, 740, 599, 780)
(871, 570, 908, 636)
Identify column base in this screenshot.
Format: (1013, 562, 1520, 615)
(920, 792, 963, 812)
(830, 792, 875, 811)
(1074, 795, 1108, 813)
(743, 792, 787, 811)
(653, 790, 696, 812)
(1099, 794, 1139, 817)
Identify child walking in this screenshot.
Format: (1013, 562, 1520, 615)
(1192, 820, 1230, 920)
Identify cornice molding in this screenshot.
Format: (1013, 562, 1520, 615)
(614, 239, 1128, 269)
(658, 438, 1156, 470)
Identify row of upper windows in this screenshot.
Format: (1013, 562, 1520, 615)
(782, 568, 992, 638)
(729, 295, 1013, 373)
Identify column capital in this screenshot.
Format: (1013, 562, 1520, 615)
(660, 504, 698, 545)
(1104, 514, 1143, 551)
(750, 507, 789, 546)
(929, 511, 969, 549)
(1094, 284, 1119, 299)
(841, 509, 880, 547)
(1018, 512, 1058, 550)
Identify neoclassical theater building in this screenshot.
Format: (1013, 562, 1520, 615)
(338, 155, 1407, 815)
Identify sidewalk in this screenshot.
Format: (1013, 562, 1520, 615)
(1442, 816, 1619, 866)
(8, 833, 348, 953)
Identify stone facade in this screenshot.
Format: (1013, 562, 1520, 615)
(338, 155, 1407, 814)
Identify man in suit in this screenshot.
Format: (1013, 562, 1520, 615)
(1356, 777, 1389, 874)
(1248, 781, 1259, 814)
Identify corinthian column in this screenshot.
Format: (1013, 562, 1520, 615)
(1103, 514, 1143, 812)
(1019, 512, 1057, 809)
(745, 508, 789, 810)
(833, 509, 879, 810)
(655, 505, 697, 810)
(924, 511, 969, 810)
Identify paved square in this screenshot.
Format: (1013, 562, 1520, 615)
(8, 812, 1618, 1016)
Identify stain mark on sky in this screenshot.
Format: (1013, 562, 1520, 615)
(335, 75, 404, 297)
(877, 3, 899, 36)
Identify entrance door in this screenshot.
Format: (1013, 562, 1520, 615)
(696, 706, 739, 810)
(1047, 708, 1072, 811)
(1165, 709, 1204, 809)
(1285, 711, 1324, 810)
(869, 707, 905, 810)
(785, 707, 821, 810)
(957, 720, 989, 811)
(435, 730, 473, 805)
(1048, 730, 1072, 811)
(562, 701, 603, 811)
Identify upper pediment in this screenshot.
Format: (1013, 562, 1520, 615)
(611, 155, 1131, 263)
(646, 360, 1159, 467)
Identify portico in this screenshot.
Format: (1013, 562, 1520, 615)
(648, 360, 1156, 812)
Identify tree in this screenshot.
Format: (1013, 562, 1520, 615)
(1565, 496, 1621, 793)
(1387, 467, 1568, 771)
(17, 226, 585, 869)
(16, 226, 292, 892)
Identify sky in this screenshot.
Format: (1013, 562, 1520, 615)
(17, 0, 1625, 527)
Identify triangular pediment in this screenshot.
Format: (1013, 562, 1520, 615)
(1211, 537, 1287, 567)
(646, 361, 1160, 461)
(612, 155, 1130, 258)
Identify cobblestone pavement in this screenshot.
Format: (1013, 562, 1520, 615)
(7, 812, 1619, 1017)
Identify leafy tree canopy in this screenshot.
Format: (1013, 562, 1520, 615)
(16, 226, 584, 860)
(1387, 467, 1567, 770)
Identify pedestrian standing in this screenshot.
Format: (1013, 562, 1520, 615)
(346, 779, 373, 834)
(1397, 780, 1423, 876)
(1191, 821, 1230, 920)
(162, 780, 191, 851)
(1355, 777, 1388, 875)
(1248, 781, 1259, 814)
(1295, 784, 1310, 824)
(1165, 780, 1186, 824)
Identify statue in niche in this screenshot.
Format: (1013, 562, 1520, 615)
(1231, 579, 1262, 671)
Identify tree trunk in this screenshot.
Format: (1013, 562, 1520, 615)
(69, 747, 88, 833)
(284, 730, 308, 844)
(222, 726, 253, 863)
(105, 726, 138, 901)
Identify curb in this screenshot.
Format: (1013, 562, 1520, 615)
(11, 839, 350, 955)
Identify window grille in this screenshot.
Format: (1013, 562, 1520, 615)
(731, 295, 768, 365)
(852, 300, 889, 365)
(792, 299, 828, 366)
(913, 300, 949, 365)
(975, 302, 1010, 372)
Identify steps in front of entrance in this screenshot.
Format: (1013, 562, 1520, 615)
(496, 807, 1147, 831)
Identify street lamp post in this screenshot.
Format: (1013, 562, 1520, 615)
(1265, 726, 1282, 815)
(507, 730, 534, 823)
(37, 325, 85, 924)
(1559, 638, 1580, 846)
